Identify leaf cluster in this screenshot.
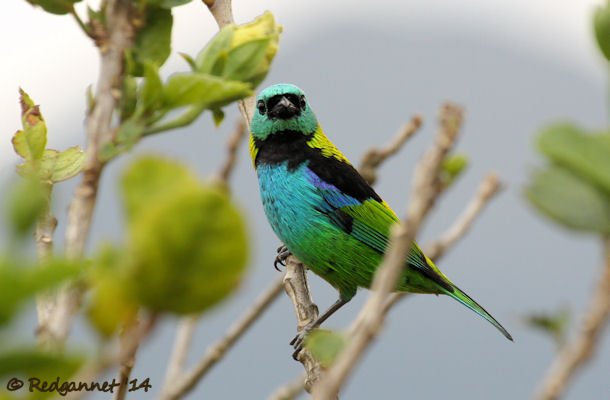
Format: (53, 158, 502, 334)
(525, 5, 610, 235)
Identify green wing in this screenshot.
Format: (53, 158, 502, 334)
(321, 192, 453, 292)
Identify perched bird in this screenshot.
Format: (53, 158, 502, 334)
(249, 83, 513, 352)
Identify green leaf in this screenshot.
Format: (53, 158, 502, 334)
(116, 118, 146, 147)
(122, 157, 249, 314)
(537, 123, 610, 194)
(222, 38, 271, 83)
(50, 146, 85, 182)
(0, 259, 80, 325)
(193, 11, 281, 86)
(212, 108, 225, 126)
(130, 7, 173, 76)
(523, 307, 570, 348)
(120, 76, 138, 121)
(440, 153, 469, 189)
(13, 89, 47, 161)
(120, 156, 199, 221)
(305, 330, 347, 368)
(525, 166, 610, 234)
(163, 72, 252, 109)
(5, 177, 49, 238)
(140, 62, 164, 112)
(195, 25, 235, 74)
(148, 0, 192, 8)
(227, 11, 281, 86)
(594, 1, 610, 62)
(86, 246, 137, 337)
(25, 0, 81, 15)
(86, 84, 95, 114)
(0, 348, 82, 379)
(179, 52, 197, 71)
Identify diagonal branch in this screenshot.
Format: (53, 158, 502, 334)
(535, 236, 610, 400)
(159, 276, 285, 400)
(359, 115, 423, 185)
(312, 103, 463, 400)
(45, 0, 135, 348)
(383, 171, 502, 311)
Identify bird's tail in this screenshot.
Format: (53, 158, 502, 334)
(443, 284, 513, 341)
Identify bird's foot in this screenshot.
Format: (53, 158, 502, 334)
(290, 322, 316, 360)
(274, 245, 291, 271)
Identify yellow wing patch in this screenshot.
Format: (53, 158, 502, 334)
(306, 125, 351, 164)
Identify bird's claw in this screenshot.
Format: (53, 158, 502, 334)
(274, 245, 291, 271)
(290, 323, 315, 360)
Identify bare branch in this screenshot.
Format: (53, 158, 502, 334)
(114, 318, 142, 400)
(66, 313, 158, 400)
(35, 195, 58, 346)
(535, 236, 610, 400)
(425, 172, 502, 259)
(359, 115, 423, 185)
(268, 373, 307, 400)
(383, 171, 502, 312)
(312, 103, 463, 399)
(47, 0, 135, 347)
(163, 316, 198, 393)
(160, 276, 285, 400)
(215, 119, 247, 183)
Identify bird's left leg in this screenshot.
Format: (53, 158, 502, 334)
(290, 297, 350, 359)
(274, 244, 291, 271)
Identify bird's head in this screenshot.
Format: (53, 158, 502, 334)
(250, 83, 318, 140)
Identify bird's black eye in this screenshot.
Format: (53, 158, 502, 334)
(299, 95, 306, 109)
(257, 100, 266, 114)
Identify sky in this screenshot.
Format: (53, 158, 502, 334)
(2, 1, 610, 400)
(0, 0, 604, 168)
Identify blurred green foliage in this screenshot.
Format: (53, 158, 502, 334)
(0, 259, 81, 326)
(440, 153, 469, 190)
(525, 125, 610, 233)
(122, 156, 249, 315)
(11, 0, 274, 384)
(523, 308, 571, 349)
(5, 177, 49, 239)
(305, 329, 347, 368)
(103, 10, 281, 157)
(25, 0, 81, 15)
(594, 0, 610, 61)
(12, 89, 85, 185)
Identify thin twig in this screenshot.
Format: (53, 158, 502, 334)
(216, 119, 247, 183)
(163, 316, 198, 392)
(425, 172, 502, 258)
(383, 171, 502, 312)
(34, 189, 58, 347)
(535, 236, 610, 400)
(312, 103, 463, 400)
(114, 318, 141, 400)
(268, 373, 307, 400)
(160, 276, 285, 400)
(47, 0, 135, 348)
(66, 313, 158, 400)
(359, 115, 423, 185)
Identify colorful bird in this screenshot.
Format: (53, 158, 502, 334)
(249, 83, 513, 352)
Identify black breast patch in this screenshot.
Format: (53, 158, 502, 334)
(254, 130, 382, 203)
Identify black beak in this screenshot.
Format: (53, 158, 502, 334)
(268, 95, 300, 119)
